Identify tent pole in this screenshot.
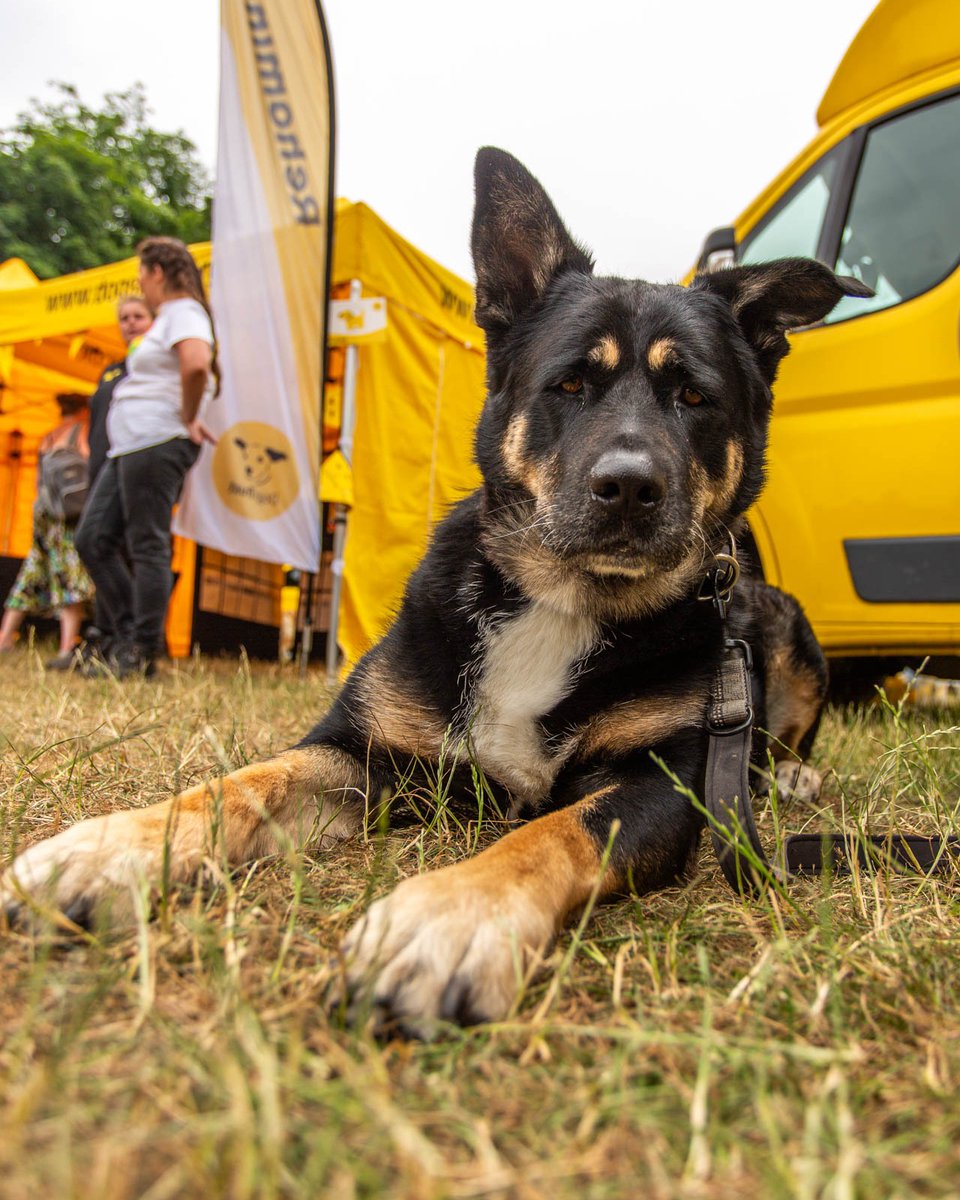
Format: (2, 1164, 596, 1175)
(298, 569, 314, 677)
(325, 278, 362, 681)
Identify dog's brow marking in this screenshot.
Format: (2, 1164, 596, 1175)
(647, 338, 678, 371)
(587, 335, 621, 369)
(469, 603, 598, 808)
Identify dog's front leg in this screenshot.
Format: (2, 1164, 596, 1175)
(341, 759, 703, 1034)
(2, 745, 365, 926)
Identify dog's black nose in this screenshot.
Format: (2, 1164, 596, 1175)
(589, 450, 667, 515)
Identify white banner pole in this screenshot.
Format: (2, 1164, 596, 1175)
(325, 278, 362, 681)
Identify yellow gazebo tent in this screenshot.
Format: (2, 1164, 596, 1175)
(0, 205, 485, 663)
(330, 200, 484, 662)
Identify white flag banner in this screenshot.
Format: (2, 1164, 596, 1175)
(175, 0, 335, 571)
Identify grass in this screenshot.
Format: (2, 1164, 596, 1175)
(1, 643, 959, 1199)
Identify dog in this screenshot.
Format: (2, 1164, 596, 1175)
(1, 148, 869, 1033)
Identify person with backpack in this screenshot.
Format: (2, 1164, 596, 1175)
(0, 394, 95, 667)
(75, 238, 217, 678)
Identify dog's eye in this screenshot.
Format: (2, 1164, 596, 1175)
(681, 387, 705, 407)
(559, 375, 584, 395)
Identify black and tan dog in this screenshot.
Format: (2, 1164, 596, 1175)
(2, 149, 869, 1030)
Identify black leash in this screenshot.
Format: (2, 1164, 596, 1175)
(701, 547, 959, 896)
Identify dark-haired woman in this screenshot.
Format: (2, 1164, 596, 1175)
(76, 237, 217, 677)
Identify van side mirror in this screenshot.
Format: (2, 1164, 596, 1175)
(697, 226, 737, 273)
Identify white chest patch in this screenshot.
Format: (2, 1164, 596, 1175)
(466, 603, 598, 807)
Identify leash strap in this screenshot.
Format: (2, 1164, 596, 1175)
(785, 833, 959, 875)
(702, 551, 959, 896)
(705, 636, 771, 895)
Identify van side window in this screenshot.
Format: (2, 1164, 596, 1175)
(739, 146, 842, 265)
(827, 92, 960, 323)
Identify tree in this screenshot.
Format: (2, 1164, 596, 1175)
(0, 83, 212, 279)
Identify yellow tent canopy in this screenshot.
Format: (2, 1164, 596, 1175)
(0, 205, 485, 663)
(330, 200, 484, 661)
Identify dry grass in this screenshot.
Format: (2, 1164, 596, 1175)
(1, 641, 959, 1199)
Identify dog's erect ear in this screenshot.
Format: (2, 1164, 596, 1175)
(692, 258, 873, 383)
(472, 147, 594, 333)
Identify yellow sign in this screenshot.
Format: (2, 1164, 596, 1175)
(212, 421, 300, 521)
(319, 448, 354, 506)
(328, 297, 388, 343)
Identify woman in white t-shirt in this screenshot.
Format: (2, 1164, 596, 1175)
(75, 237, 218, 677)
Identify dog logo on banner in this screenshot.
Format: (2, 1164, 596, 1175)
(212, 421, 300, 520)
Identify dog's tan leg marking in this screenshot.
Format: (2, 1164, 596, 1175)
(1, 746, 363, 922)
(342, 801, 617, 1032)
(355, 659, 450, 759)
(762, 644, 826, 803)
(765, 648, 824, 761)
(572, 691, 706, 760)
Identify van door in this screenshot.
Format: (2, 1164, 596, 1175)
(739, 89, 960, 654)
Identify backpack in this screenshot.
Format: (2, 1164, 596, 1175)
(36, 423, 89, 523)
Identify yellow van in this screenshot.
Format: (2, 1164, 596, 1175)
(696, 0, 960, 674)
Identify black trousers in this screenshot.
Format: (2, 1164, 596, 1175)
(75, 438, 200, 658)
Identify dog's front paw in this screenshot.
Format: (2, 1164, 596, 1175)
(339, 865, 555, 1036)
(774, 761, 823, 805)
(2, 814, 162, 930)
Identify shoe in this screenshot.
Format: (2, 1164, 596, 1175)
(77, 637, 111, 677)
(46, 649, 81, 671)
(78, 642, 156, 680)
(107, 643, 157, 680)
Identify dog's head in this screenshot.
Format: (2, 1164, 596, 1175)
(471, 148, 869, 610)
(233, 436, 288, 487)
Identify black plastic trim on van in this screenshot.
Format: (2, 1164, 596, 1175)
(737, 83, 960, 324)
(844, 536, 960, 603)
(816, 128, 865, 266)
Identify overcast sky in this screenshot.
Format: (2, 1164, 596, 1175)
(2, 0, 876, 283)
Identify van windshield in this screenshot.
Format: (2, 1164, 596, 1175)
(827, 91, 960, 323)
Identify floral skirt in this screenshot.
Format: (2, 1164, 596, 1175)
(5, 509, 95, 616)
